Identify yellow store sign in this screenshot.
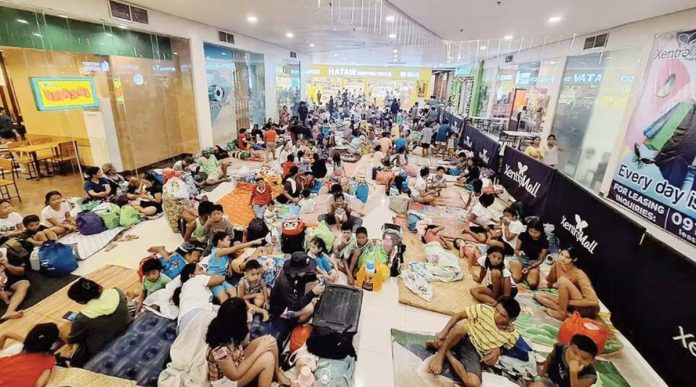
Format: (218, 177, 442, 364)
(30, 77, 99, 111)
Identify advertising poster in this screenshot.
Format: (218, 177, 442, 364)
(609, 30, 696, 246)
(30, 77, 99, 111)
(204, 43, 236, 145)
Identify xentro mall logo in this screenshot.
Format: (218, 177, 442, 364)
(478, 149, 490, 164)
(463, 135, 473, 148)
(560, 214, 599, 254)
(503, 162, 540, 197)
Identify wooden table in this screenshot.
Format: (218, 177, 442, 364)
(11, 141, 62, 179)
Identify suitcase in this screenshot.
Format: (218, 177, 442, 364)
(312, 284, 363, 335)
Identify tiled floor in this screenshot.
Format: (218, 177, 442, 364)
(42, 155, 667, 387)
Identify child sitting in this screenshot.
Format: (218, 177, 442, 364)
(462, 193, 496, 243)
(345, 227, 371, 286)
(207, 233, 264, 302)
(181, 201, 215, 263)
(531, 334, 599, 387)
(263, 200, 279, 232)
(237, 259, 269, 322)
(203, 204, 236, 240)
(486, 207, 525, 257)
(429, 166, 448, 196)
(282, 154, 296, 177)
(298, 189, 315, 214)
(21, 215, 57, 247)
(308, 237, 337, 283)
(41, 191, 76, 237)
(332, 224, 356, 262)
(137, 257, 172, 313)
(470, 246, 517, 306)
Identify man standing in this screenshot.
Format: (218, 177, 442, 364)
(390, 98, 400, 121)
(298, 101, 309, 125)
(410, 102, 420, 122)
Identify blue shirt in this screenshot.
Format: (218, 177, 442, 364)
(207, 247, 230, 276)
(394, 138, 407, 151)
(314, 254, 333, 273)
(436, 124, 451, 142)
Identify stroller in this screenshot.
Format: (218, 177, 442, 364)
(382, 223, 406, 277)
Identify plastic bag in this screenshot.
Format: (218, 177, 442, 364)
(557, 312, 609, 353)
(39, 241, 78, 277)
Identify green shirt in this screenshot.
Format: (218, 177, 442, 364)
(191, 218, 208, 244)
(142, 273, 172, 297)
(198, 156, 219, 177)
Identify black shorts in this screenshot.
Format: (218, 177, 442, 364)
(487, 283, 518, 298)
(492, 237, 515, 256)
(469, 225, 487, 234)
(177, 240, 207, 254)
(451, 337, 482, 380)
(421, 143, 431, 149)
(141, 200, 163, 214)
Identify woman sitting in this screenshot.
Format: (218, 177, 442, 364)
(83, 167, 111, 201)
(102, 162, 127, 195)
(205, 298, 291, 386)
(534, 247, 600, 320)
(276, 166, 302, 205)
(412, 167, 437, 204)
(510, 220, 548, 290)
(125, 176, 162, 216)
(61, 278, 131, 366)
(310, 152, 328, 179)
(0, 322, 59, 387)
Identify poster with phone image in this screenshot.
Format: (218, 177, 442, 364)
(609, 29, 696, 246)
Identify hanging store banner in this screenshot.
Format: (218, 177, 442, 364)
(608, 29, 696, 246)
(30, 77, 99, 111)
(498, 146, 555, 215)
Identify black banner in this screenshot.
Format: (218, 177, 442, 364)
(457, 124, 500, 170)
(498, 146, 556, 216)
(626, 234, 696, 387)
(544, 173, 646, 331)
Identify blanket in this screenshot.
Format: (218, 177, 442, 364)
(216, 182, 283, 228)
(59, 227, 125, 260)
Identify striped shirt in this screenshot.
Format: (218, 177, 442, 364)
(465, 304, 519, 355)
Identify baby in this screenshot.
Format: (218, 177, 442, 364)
(237, 259, 269, 321)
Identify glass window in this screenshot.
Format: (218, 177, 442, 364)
(552, 47, 641, 191)
(275, 61, 300, 115)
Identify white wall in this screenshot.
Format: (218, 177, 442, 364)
(1, 0, 312, 147)
(481, 7, 696, 258)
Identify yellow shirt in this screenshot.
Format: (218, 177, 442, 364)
(524, 145, 544, 160)
(464, 304, 519, 354)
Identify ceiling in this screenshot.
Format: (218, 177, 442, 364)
(127, 0, 696, 66)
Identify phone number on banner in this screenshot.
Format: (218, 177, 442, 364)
(609, 181, 696, 245)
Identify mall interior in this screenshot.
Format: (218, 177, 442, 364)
(0, 0, 694, 386)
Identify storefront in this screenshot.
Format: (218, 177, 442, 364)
(0, 5, 198, 171)
(305, 65, 432, 108)
(449, 65, 476, 117)
(275, 61, 300, 114)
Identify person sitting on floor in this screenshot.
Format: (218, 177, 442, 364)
(463, 179, 483, 210)
(308, 237, 338, 283)
(124, 177, 161, 216)
(298, 189, 315, 214)
(343, 226, 371, 286)
(136, 257, 172, 313)
(485, 206, 525, 257)
(181, 201, 216, 263)
(21, 215, 58, 247)
(534, 247, 600, 321)
(426, 296, 521, 387)
(0, 322, 59, 387)
(277, 166, 302, 205)
(462, 193, 497, 243)
(270, 252, 326, 324)
(412, 167, 437, 204)
(205, 298, 292, 387)
(207, 233, 263, 303)
(531, 334, 598, 387)
(172, 155, 195, 173)
(429, 166, 448, 196)
(237, 259, 269, 322)
(319, 193, 361, 231)
(40, 191, 77, 237)
(0, 200, 24, 245)
(197, 149, 230, 185)
(510, 220, 548, 290)
(83, 167, 112, 201)
(456, 157, 481, 188)
(203, 204, 237, 241)
(471, 246, 518, 306)
(102, 162, 128, 195)
(0, 246, 29, 320)
(249, 175, 273, 219)
(61, 278, 131, 366)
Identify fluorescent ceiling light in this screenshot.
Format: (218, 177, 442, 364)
(286, 32, 294, 38)
(393, 49, 398, 53)
(32, 32, 42, 37)
(309, 43, 315, 47)
(57, 14, 68, 18)
(118, 24, 128, 29)
(385, 15, 395, 22)
(247, 15, 258, 23)
(388, 33, 396, 39)
(16, 19, 29, 24)
(504, 35, 513, 40)
(333, 53, 338, 57)
(548, 16, 562, 23)
(480, 46, 487, 50)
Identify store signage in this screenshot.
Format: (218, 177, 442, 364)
(30, 77, 99, 111)
(399, 71, 420, 79)
(497, 74, 514, 81)
(328, 67, 392, 78)
(454, 65, 473, 77)
(152, 64, 177, 73)
(81, 60, 110, 73)
(113, 79, 124, 103)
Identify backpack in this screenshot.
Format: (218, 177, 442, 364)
(355, 182, 368, 203)
(1, 238, 30, 261)
(290, 325, 314, 353)
(119, 205, 141, 227)
(306, 326, 357, 360)
(76, 211, 107, 235)
(94, 203, 121, 229)
(39, 241, 78, 277)
(281, 218, 306, 254)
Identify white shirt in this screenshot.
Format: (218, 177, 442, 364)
(421, 127, 433, 144)
(477, 256, 515, 287)
(501, 220, 526, 247)
(41, 202, 72, 227)
(177, 275, 214, 325)
(298, 198, 315, 213)
(544, 146, 560, 167)
(413, 176, 427, 197)
(471, 203, 494, 226)
(0, 212, 22, 233)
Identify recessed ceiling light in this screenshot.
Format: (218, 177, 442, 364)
(247, 15, 258, 23)
(548, 16, 562, 23)
(286, 32, 294, 38)
(57, 14, 68, 18)
(504, 35, 513, 40)
(388, 33, 396, 39)
(118, 24, 127, 29)
(32, 32, 42, 37)
(480, 46, 487, 50)
(333, 53, 338, 57)
(173, 52, 179, 55)
(16, 19, 29, 24)
(385, 15, 395, 22)
(309, 43, 315, 47)
(393, 49, 398, 53)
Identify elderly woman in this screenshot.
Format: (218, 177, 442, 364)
(101, 162, 127, 195)
(276, 166, 302, 205)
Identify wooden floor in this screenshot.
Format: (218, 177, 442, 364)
(7, 170, 85, 216)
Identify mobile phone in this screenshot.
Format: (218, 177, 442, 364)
(63, 311, 78, 321)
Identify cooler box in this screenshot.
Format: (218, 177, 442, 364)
(312, 284, 363, 334)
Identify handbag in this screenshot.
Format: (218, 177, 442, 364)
(389, 196, 411, 214)
(76, 211, 107, 235)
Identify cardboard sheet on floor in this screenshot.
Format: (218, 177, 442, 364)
(0, 265, 140, 338)
(397, 230, 477, 315)
(47, 366, 136, 387)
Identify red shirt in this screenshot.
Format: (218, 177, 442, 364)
(0, 353, 56, 387)
(283, 161, 296, 177)
(238, 133, 249, 151)
(250, 184, 272, 206)
(264, 130, 277, 143)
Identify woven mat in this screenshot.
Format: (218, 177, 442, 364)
(217, 182, 283, 229)
(396, 227, 477, 316)
(47, 366, 136, 387)
(0, 265, 140, 338)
